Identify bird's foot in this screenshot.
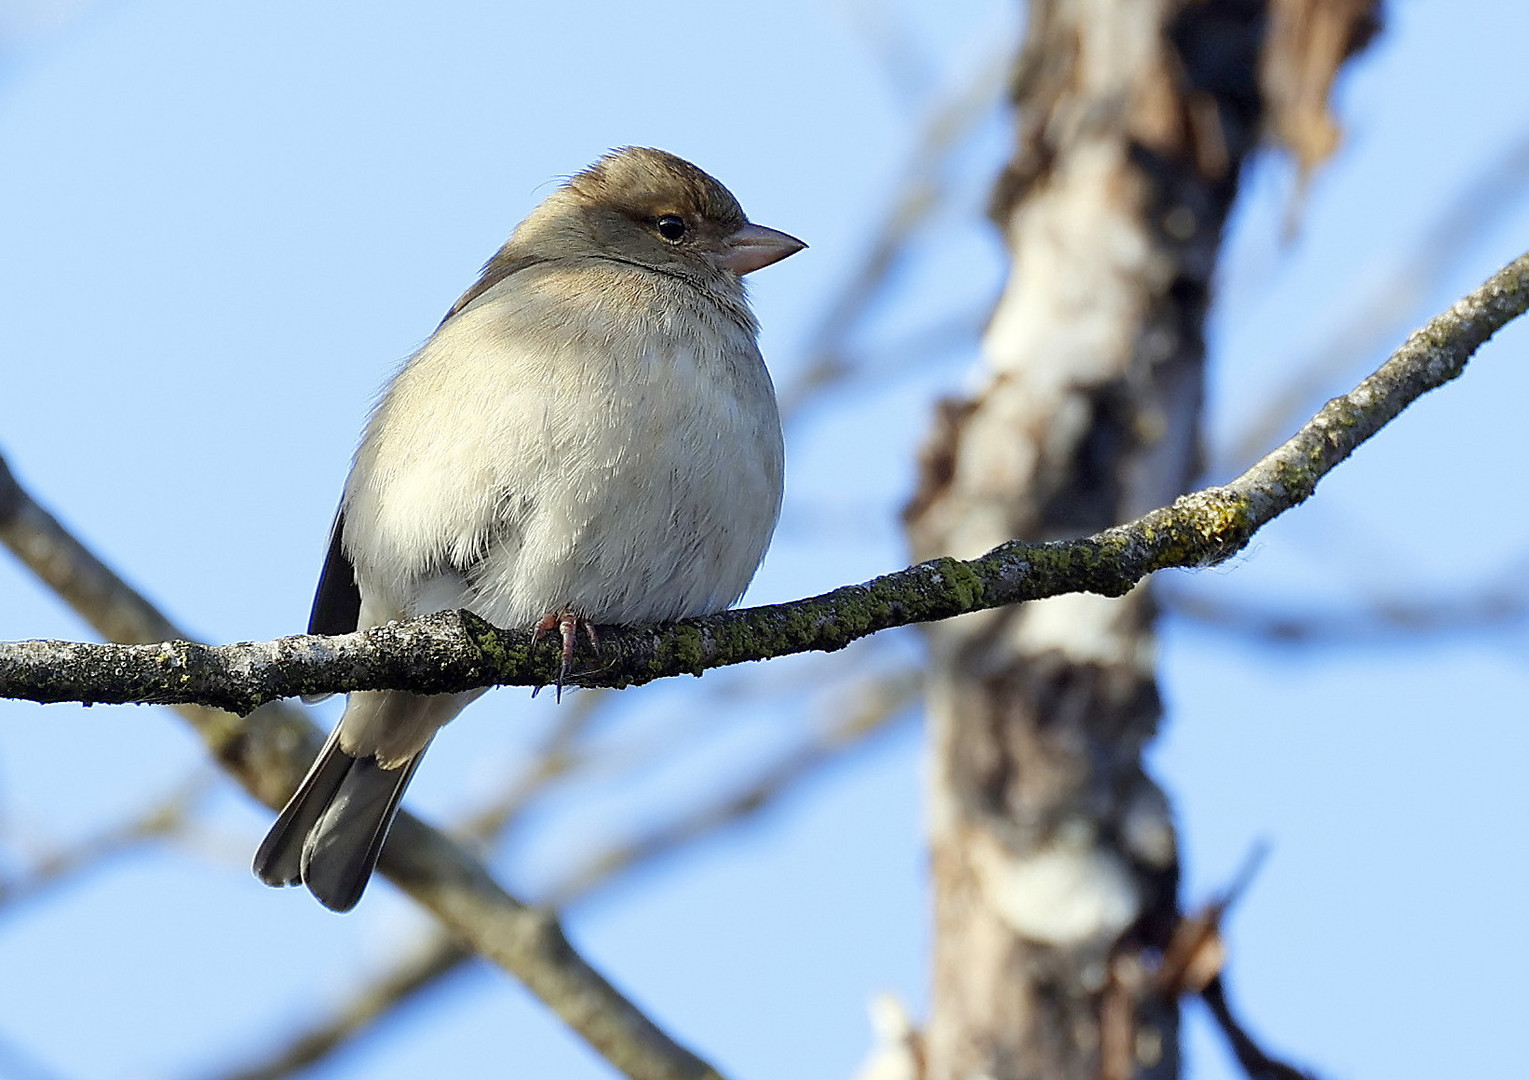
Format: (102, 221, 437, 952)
(532, 611, 599, 701)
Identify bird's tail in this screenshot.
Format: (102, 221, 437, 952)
(252, 723, 430, 913)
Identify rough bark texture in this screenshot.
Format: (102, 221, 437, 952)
(905, 3, 1377, 1079)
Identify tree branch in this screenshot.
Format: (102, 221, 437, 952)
(3, 251, 1526, 712)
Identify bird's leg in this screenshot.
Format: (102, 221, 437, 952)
(532, 611, 599, 701)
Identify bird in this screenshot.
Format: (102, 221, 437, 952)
(253, 147, 804, 912)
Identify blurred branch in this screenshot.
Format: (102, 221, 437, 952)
(1141, 846, 1318, 1080)
(7, 249, 1529, 709)
(845, 0, 938, 107)
(1161, 558, 1529, 644)
(454, 687, 611, 841)
(541, 668, 919, 907)
(777, 53, 1002, 422)
(1157, 844, 1269, 1002)
(201, 692, 608, 1080)
(0, 771, 211, 913)
(208, 932, 473, 1080)
(0, 461, 727, 1080)
(201, 667, 917, 1080)
(1201, 976, 1318, 1080)
(1220, 129, 1529, 472)
(0, 1025, 74, 1080)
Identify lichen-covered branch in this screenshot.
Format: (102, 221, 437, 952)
(2, 250, 1525, 713)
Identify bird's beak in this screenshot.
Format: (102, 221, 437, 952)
(712, 222, 807, 275)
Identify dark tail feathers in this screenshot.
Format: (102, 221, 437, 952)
(253, 728, 427, 912)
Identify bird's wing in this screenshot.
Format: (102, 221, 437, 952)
(308, 508, 362, 635)
(438, 252, 547, 327)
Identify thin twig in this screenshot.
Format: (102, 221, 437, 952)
(1221, 129, 1529, 471)
(1151, 846, 1315, 1080)
(1162, 567, 1529, 645)
(777, 53, 1004, 421)
(208, 932, 473, 1080)
(1201, 976, 1319, 1080)
(541, 669, 919, 907)
(454, 688, 611, 841)
(0, 771, 211, 913)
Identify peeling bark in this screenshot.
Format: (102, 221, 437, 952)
(906, 3, 1379, 1078)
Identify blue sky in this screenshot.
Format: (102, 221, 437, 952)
(1, 2, 1528, 1079)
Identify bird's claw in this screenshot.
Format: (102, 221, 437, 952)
(532, 612, 599, 701)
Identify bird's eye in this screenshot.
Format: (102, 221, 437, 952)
(654, 214, 687, 242)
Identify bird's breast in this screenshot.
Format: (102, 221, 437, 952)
(343, 262, 784, 630)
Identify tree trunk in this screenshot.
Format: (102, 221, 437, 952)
(905, 2, 1378, 1078)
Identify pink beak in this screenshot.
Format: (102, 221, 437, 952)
(713, 222, 807, 275)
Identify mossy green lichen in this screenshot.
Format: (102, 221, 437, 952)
(922, 557, 986, 612)
(662, 623, 708, 677)
(1160, 489, 1253, 567)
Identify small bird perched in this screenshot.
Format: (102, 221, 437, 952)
(253, 147, 804, 911)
